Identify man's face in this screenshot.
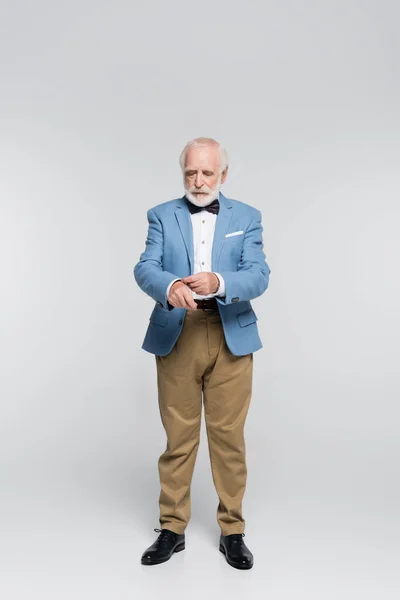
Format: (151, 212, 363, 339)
(183, 145, 228, 206)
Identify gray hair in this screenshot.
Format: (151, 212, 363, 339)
(179, 137, 229, 174)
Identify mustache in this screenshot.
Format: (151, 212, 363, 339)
(188, 185, 213, 193)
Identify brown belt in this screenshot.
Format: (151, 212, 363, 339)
(194, 298, 218, 310)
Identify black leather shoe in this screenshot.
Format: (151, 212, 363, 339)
(219, 533, 254, 569)
(141, 528, 185, 565)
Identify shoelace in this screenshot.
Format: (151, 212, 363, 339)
(154, 527, 177, 545)
(227, 533, 245, 544)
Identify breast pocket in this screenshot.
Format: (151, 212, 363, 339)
(225, 230, 244, 238)
(223, 232, 244, 262)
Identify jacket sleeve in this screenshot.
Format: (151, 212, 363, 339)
(216, 210, 271, 306)
(133, 208, 180, 311)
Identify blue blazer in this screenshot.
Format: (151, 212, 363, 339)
(133, 193, 271, 356)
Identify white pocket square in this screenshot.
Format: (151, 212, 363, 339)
(225, 230, 244, 238)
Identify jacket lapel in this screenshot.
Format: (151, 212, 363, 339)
(211, 192, 233, 269)
(175, 199, 194, 273)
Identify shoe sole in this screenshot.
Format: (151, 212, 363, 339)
(219, 544, 253, 570)
(141, 542, 185, 565)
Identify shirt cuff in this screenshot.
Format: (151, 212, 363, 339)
(212, 272, 226, 297)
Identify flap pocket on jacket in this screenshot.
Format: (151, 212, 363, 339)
(150, 309, 168, 327)
(236, 309, 258, 327)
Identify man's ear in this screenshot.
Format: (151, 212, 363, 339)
(221, 167, 228, 184)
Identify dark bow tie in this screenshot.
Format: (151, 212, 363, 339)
(186, 197, 220, 215)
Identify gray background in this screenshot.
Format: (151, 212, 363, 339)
(0, 0, 399, 598)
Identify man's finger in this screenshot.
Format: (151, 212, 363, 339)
(182, 289, 197, 310)
(183, 296, 196, 310)
(182, 275, 200, 283)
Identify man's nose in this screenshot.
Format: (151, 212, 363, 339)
(195, 173, 204, 187)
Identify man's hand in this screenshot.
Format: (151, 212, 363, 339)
(181, 272, 220, 296)
(167, 281, 198, 310)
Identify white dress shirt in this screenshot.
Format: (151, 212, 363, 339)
(166, 196, 226, 301)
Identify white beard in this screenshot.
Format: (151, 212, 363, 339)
(184, 180, 221, 208)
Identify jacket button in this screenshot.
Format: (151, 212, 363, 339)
(179, 319, 182, 325)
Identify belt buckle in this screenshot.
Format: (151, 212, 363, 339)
(205, 299, 216, 312)
(195, 298, 216, 311)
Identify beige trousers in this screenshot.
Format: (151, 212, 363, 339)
(155, 307, 253, 536)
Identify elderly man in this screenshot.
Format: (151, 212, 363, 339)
(133, 137, 271, 569)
